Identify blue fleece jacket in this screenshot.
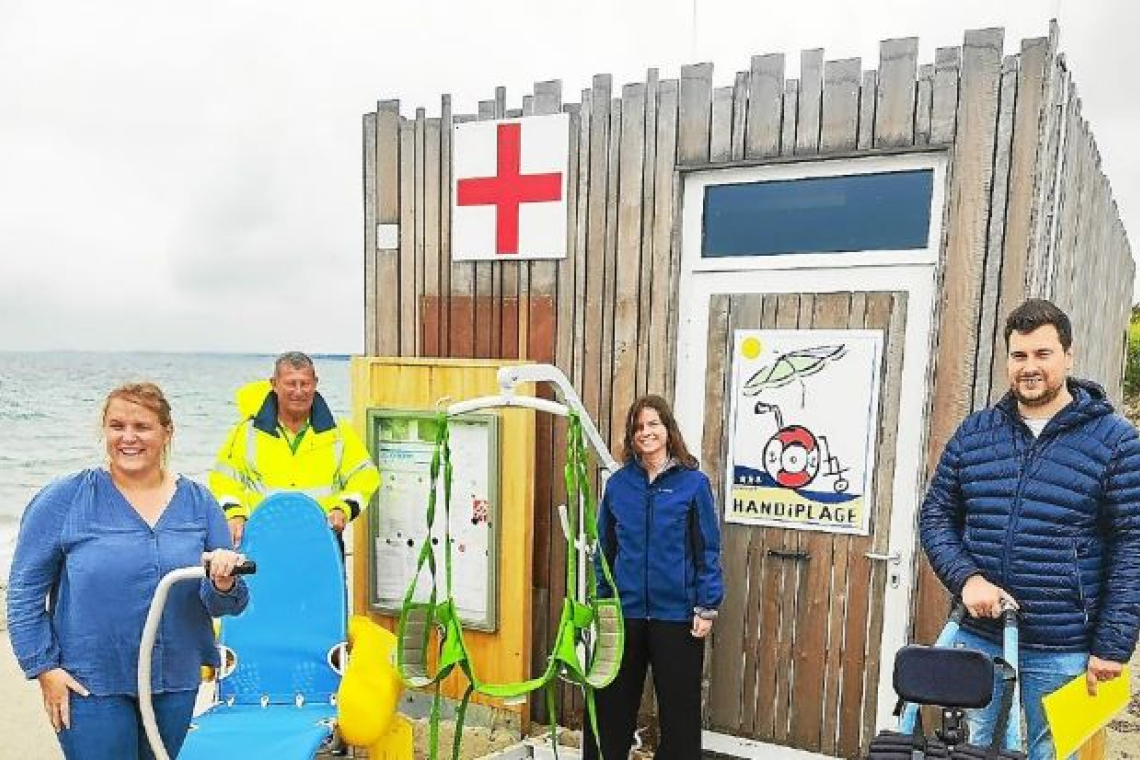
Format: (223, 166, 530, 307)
(596, 459, 724, 622)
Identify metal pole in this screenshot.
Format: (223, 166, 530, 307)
(138, 566, 207, 760)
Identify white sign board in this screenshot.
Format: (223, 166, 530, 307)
(451, 113, 569, 260)
(725, 329, 883, 535)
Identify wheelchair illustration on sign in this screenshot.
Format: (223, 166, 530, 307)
(754, 403, 850, 493)
(745, 344, 851, 494)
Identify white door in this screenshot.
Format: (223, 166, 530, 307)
(674, 154, 945, 759)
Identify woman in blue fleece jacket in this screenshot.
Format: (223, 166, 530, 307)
(6, 382, 249, 760)
(584, 394, 724, 760)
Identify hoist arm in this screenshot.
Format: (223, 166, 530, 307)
(444, 363, 619, 474)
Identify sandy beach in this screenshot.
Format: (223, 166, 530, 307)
(0, 586, 63, 760)
(2, 580, 1137, 759)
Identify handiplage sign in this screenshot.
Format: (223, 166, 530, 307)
(726, 329, 883, 535)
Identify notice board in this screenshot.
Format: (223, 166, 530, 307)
(367, 408, 501, 631)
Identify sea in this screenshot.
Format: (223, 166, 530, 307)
(0, 352, 352, 583)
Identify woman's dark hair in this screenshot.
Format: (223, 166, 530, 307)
(1003, 298, 1072, 351)
(620, 394, 699, 469)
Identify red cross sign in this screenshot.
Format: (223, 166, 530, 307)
(452, 114, 569, 260)
(457, 123, 562, 255)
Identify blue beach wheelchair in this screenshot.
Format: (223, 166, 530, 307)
(139, 493, 408, 760)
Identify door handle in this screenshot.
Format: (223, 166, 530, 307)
(767, 548, 810, 561)
(865, 550, 903, 588)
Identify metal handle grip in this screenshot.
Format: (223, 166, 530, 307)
(767, 548, 810, 561)
(203, 558, 257, 575)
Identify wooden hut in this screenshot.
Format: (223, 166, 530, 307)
(356, 23, 1133, 759)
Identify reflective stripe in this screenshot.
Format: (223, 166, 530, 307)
(241, 421, 265, 492)
(332, 437, 345, 489)
(245, 421, 258, 472)
(239, 422, 351, 503)
(212, 462, 244, 483)
(340, 458, 373, 482)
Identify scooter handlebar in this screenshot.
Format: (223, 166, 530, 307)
(203, 556, 257, 576)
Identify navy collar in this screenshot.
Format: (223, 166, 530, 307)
(631, 455, 681, 480)
(995, 377, 1111, 432)
(252, 391, 337, 436)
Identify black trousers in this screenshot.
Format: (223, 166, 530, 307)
(583, 618, 705, 760)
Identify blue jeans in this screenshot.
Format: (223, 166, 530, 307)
(951, 628, 1087, 760)
(57, 690, 197, 760)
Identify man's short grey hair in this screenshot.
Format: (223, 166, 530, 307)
(274, 351, 316, 376)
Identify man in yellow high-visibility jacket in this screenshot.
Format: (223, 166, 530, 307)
(210, 351, 380, 548)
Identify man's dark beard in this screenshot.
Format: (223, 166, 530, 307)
(1012, 378, 1060, 408)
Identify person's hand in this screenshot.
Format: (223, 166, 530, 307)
(1085, 655, 1125, 696)
(227, 516, 246, 547)
(328, 507, 347, 534)
(962, 575, 1018, 618)
(37, 668, 89, 732)
(204, 549, 241, 593)
(691, 615, 713, 638)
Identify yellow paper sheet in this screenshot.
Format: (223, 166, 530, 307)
(1043, 668, 1131, 759)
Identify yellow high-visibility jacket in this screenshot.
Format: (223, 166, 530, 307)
(209, 381, 380, 521)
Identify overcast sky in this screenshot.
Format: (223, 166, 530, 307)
(0, 0, 1132, 353)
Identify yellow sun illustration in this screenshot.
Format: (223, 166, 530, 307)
(741, 336, 763, 359)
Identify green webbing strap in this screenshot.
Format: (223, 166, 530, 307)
(546, 681, 560, 760)
(452, 683, 475, 760)
(395, 414, 445, 687)
(566, 414, 618, 602)
(564, 414, 621, 759)
(397, 409, 624, 760)
(441, 417, 455, 604)
(429, 681, 441, 760)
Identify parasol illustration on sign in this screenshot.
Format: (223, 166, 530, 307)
(726, 330, 883, 535)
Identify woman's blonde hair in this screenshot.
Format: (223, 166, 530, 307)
(102, 382, 174, 433)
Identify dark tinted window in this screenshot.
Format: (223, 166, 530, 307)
(701, 169, 934, 257)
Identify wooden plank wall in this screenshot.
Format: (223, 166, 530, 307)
(362, 23, 1135, 729)
(1029, 51, 1134, 394)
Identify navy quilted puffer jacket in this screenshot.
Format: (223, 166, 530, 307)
(920, 379, 1140, 661)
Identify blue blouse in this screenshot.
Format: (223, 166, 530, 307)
(6, 468, 249, 695)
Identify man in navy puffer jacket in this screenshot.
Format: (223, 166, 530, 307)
(920, 299, 1140, 760)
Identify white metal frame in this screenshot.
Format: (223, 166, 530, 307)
(447, 363, 619, 475)
(675, 152, 946, 758)
(138, 564, 213, 760)
(447, 363, 618, 609)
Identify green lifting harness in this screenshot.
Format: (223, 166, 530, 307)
(396, 411, 624, 760)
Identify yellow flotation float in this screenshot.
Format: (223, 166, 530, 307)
(338, 616, 413, 758)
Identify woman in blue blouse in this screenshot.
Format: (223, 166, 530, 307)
(6, 382, 249, 759)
